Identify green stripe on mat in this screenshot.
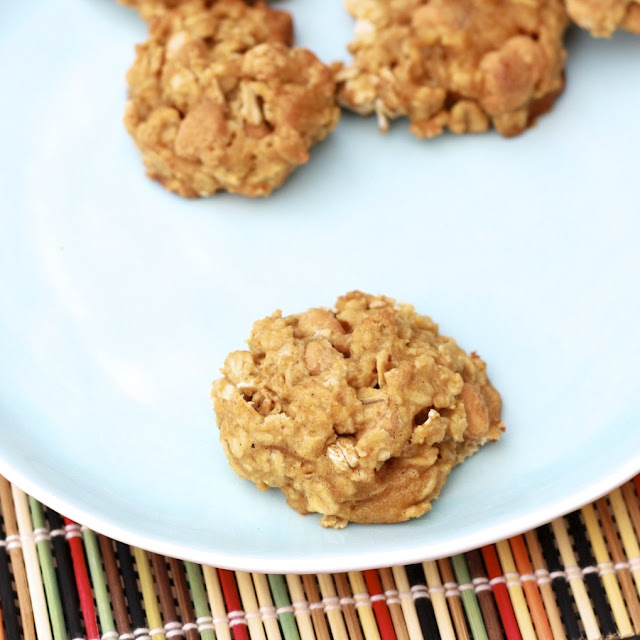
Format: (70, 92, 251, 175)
(185, 560, 217, 640)
(82, 527, 117, 637)
(28, 497, 67, 640)
(451, 553, 488, 640)
(268, 573, 301, 640)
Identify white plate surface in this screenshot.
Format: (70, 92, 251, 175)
(1, 0, 639, 573)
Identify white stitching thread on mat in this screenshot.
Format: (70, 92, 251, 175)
(565, 566, 583, 581)
(472, 576, 491, 593)
(549, 570, 566, 581)
(65, 523, 82, 540)
(505, 571, 522, 587)
(292, 599, 311, 616)
(163, 621, 182, 639)
(535, 568, 551, 585)
(228, 610, 247, 627)
(33, 527, 50, 544)
(410, 585, 429, 600)
(5, 534, 21, 552)
(196, 615, 215, 632)
(597, 561, 616, 576)
(384, 589, 400, 606)
(259, 604, 278, 621)
(322, 596, 341, 612)
(353, 592, 372, 608)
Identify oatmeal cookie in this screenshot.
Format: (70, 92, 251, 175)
(124, 0, 340, 197)
(335, 0, 569, 138)
(211, 291, 504, 529)
(565, 0, 640, 36)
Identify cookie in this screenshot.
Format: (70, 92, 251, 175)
(124, 0, 340, 197)
(335, 0, 569, 138)
(211, 291, 504, 529)
(565, 0, 640, 36)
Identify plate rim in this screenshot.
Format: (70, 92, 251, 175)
(2, 449, 639, 573)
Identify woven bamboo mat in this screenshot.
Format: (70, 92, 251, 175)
(2, 476, 640, 640)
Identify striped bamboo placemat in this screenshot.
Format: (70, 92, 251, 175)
(1, 475, 640, 639)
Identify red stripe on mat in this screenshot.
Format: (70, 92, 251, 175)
(64, 518, 99, 640)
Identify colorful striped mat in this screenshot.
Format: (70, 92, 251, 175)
(1, 475, 640, 639)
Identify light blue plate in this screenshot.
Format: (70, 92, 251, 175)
(1, 0, 639, 573)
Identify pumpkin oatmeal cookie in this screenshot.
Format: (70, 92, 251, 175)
(124, 0, 340, 197)
(211, 292, 504, 529)
(335, 0, 569, 138)
(565, 0, 640, 36)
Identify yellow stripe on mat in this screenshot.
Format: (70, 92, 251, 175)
(316, 573, 349, 640)
(495, 539, 536, 640)
(391, 565, 424, 640)
(422, 560, 455, 640)
(203, 566, 233, 640)
(236, 571, 266, 640)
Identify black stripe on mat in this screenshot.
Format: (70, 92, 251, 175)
(46, 509, 85, 640)
(565, 510, 617, 637)
(537, 522, 582, 640)
(405, 563, 440, 640)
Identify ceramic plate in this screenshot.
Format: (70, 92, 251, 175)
(1, 0, 639, 573)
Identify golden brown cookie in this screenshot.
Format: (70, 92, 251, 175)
(124, 0, 340, 197)
(565, 0, 640, 36)
(335, 0, 569, 138)
(211, 291, 505, 529)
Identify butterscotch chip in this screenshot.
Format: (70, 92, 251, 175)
(565, 0, 640, 36)
(211, 292, 505, 529)
(334, 0, 569, 138)
(124, 0, 340, 197)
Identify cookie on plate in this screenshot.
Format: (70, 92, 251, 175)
(211, 291, 504, 529)
(335, 0, 569, 138)
(124, 0, 340, 197)
(565, 0, 640, 36)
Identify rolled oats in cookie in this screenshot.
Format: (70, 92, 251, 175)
(565, 0, 640, 36)
(124, 0, 340, 197)
(334, 0, 569, 138)
(211, 291, 505, 529)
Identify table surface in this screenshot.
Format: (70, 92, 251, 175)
(1, 473, 640, 640)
